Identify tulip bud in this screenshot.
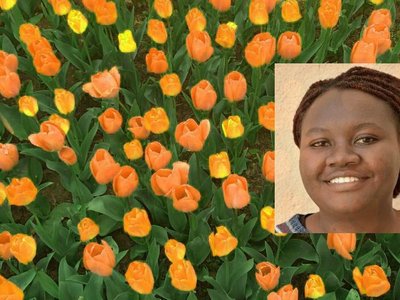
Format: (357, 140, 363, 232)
(125, 261, 154, 294)
(191, 80, 217, 111)
(327, 233, 356, 260)
(185, 8, 206, 32)
(67, 9, 88, 34)
(209, 151, 231, 179)
(208, 226, 238, 257)
(215, 22, 237, 48)
(175, 119, 210, 152)
(249, 0, 269, 25)
(362, 23, 391, 55)
(160, 73, 182, 96)
(154, 0, 173, 18)
(49, 0, 71, 15)
(164, 239, 186, 263)
(10, 233, 36, 264)
(112, 165, 139, 198)
(186, 30, 214, 63)
(353, 265, 390, 297)
(350, 40, 377, 63)
(118, 29, 137, 53)
(98, 108, 123, 134)
(224, 71, 247, 102)
(83, 240, 115, 276)
(78, 217, 100, 242)
(0, 0, 17, 10)
(58, 146, 77, 165)
(0, 143, 19, 171)
(19, 23, 41, 45)
(28, 121, 66, 152)
(0, 275, 24, 299)
(267, 284, 299, 300)
(221, 115, 244, 139)
(281, 0, 302, 23)
(89, 149, 121, 185)
(145, 141, 172, 171)
(171, 184, 201, 212)
(83, 66, 120, 99)
(54, 88, 75, 114)
(127, 116, 150, 139)
(18, 96, 38, 117)
(318, 1, 341, 29)
(277, 31, 302, 60)
(6, 177, 38, 206)
(49, 114, 70, 135)
(146, 48, 168, 74)
(258, 102, 275, 131)
(208, 0, 231, 12)
(262, 151, 275, 182)
(94, 1, 117, 25)
(124, 140, 143, 160)
(147, 19, 168, 44)
(169, 259, 197, 291)
(222, 174, 250, 209)
(304, 274, 326, 299)
(368, 9, 391, 27)
(255, 262, 280, 291)
(260, 206, 275, 234)
(123, 208, 151, 237)
(143, 107, 170, 134)
(369, 0, 384, 4)
(0, 231, 12, 260)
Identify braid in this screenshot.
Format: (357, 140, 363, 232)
(292, 66, 400, 197)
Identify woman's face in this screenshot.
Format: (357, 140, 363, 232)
(299, 88, 400, 216)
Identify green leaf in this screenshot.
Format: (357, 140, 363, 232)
(147, 239, 160, 280)
(83, 274, 104, 300)
(53, 39, 90, 71)
(278, 239, 319, 267)
(152, 225, 169, 245)
(9, 269, 36, 290)
(345, 289, 360, 300)
(166, 198, 187, 232)
(186, 236, 210, 266)
(237, 217, 257, 247)
(87, 195, 127, 221)
(37, 270, 59, 298)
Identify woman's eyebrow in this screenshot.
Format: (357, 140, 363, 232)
(353, 122, 384, 131)
(304, 127, 329, 136)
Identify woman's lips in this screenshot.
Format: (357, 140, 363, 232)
(323, 176, 369, 192)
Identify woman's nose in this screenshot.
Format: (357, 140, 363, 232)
(326, 144, 361, 167)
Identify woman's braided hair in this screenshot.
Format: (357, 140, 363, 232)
(292, 66, 400, 197)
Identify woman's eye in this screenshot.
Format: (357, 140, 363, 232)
(355, 136, 378, 145)
(310, 140, 330, 148)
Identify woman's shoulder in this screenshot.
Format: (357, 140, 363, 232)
(275, 213, 311, 233)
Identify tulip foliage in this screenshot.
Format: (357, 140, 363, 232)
(0, 0, 399, 299)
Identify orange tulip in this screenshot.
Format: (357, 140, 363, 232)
(27, 37, 52, 56)
(277, 31, 301, 60)
(190, 80, 217, 111)
(263, 151, 275, 182)
(48, 0, 71, 16)
(304, 274, 326, 299)
(221, 115, 244, 139)
(249, 0, 269, 25)
(222, 174, 250, 209)
(281, 0, 302, 22)
(143, 107, 170, 134)
(47, 114, 69, 135)
(260, 206, 275, 234)
(0, 50, 18, 72)
(98, 108, 123, 134)
(153, 0, 173, 18)
(350, 40, 377, 63)
(353, 265, 390, 297)
(362, 23, 391, 55)
(0, 275, 24, 299)
(318, 1, 341, 29)
(58, 146, 77, 165)
(145, 141, 172, 171)
(123, 207, 152, 237)
(185, 8, 207, 32)
(209, 226, 238, 257)
(33, 49, 61, 76)
(125, 261, 154, 295)
(327, 233, 356, 260)
(83, 66, 120, 99)
(209, 151, 231, 179)
(160, 73, 181, 96)
(124, 140, 143, 160)
(127, 116, 151, 139)
(150, 163, 189, 197)
(10, 233, 36, 264)
(77, 217, 100, 242)
(0, 231, 12, 260)
(245, 32, 276, 67)
(258, 102, 275, 131)
(19, 23, 41, 45)
(83, 240, 115, 276)
(94, 1, 117, 25)
(164, 239, 186, 263)
(368, 9, 392, 27)
(268, 284, 299, 300)
(89, 149, 120, 184)
(215, 22, 237, 48)
(18, 95, 38, 117)
(147, 19, 168, 44)
(0, 67, 20, 98)
(255, 262, 280, 291)
(113, 165, 139, 197)
(186, 30, 214, 63)
(0, 182, 5, 205)
(175, 119, 210, 152)
(208, 0, 231, 12)
(224, 71, 247, 101)
(146, 48, 168, 74)
(171, 184, 201, 212)
(169, 259, 197, 291)
(54, 88, 75, 114)
(265, 0, 277, 13)
(82, 0, 106, 12)
(6, 177, 38, 206)
(0, 143, 18, 171)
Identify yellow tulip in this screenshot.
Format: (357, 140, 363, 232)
(118, 30, 137, 53)
(67, 9, 88, 34)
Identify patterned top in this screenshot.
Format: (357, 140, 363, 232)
(275, 214, 311, 233)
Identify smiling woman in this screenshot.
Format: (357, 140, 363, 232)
(275, 65, 400, 233)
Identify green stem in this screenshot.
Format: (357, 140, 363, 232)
(82, 37, 92, 66)
(275, 236, 282, 264)
(353, 233, 365, 261)
(249, 67, 262, 121)
(6, 260, 19, 275)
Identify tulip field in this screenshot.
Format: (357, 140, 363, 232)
(0, 0, 400, 299)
